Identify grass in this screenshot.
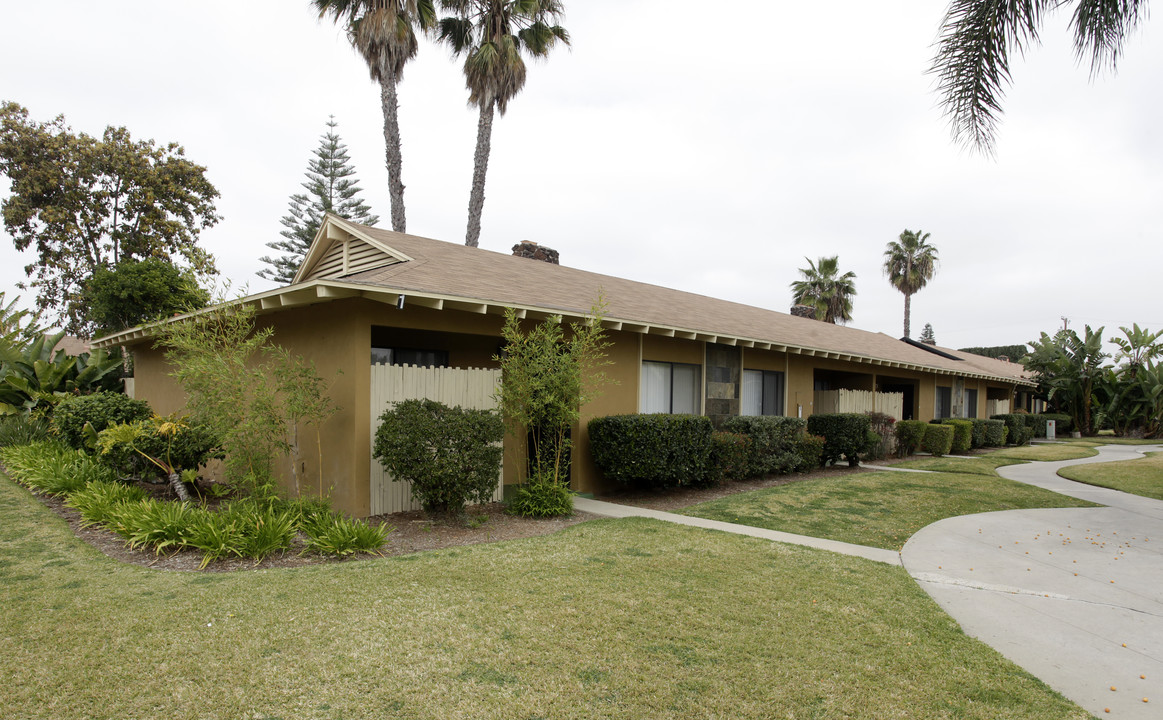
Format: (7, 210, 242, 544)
(0, 474, 1092, 720)
(1058, 451, 1163, 500)
(677, 443, 1101, 551)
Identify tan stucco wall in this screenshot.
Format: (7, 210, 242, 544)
(125, 297, 1028, 515)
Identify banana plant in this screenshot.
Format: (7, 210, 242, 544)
(0, 331, 122, 416)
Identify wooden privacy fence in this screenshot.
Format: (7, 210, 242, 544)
(369, 364, 503, 516)
(985, 399, 1010, 417)
(814, 389, 904, 421)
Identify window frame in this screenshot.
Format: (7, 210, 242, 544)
(640, 360, 702, 415)
(742, 369, 785, 416)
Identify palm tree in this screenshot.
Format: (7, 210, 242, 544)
(437, 0, 569, 247)
(883, 229, 939, 339)
(314, 0, 436, 233)
(931, 0, 1150, 154)
(790, 256, 856, 325)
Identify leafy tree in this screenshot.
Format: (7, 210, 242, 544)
(1023, 325, 1108, 434)
(789, 256, 856, 324)
(437, 0, 569, 247)
(931, 0, 1150, 153)
(314, 1, 435, 233)
(493, 298, 611, 487)
(883, 229, 939, 339)
(0, 102, 219, 334)
(258, 117, 379, 284)
(83, 258, 209, 337)
(1095, 325, 1163, 437)
(919, 323, 937, 345)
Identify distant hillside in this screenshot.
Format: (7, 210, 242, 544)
(958, 345, 1028, 362)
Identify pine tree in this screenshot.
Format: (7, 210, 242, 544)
(919, 323, 937, 345)
(258, 117, 379, 284)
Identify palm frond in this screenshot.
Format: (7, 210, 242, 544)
(1070, 0, 1149, 75)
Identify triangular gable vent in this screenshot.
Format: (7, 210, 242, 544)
(293, 214, 412, 284)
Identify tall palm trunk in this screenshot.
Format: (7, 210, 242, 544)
(465, 101, 494, 248)
(379, 63, 407, 233)
(903, 293, 912, 338)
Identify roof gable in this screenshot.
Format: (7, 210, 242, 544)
(292, 214, 412, 283)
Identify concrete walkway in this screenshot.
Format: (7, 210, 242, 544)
(900, 444, 1163, 719)
(573, 497, 901, 565)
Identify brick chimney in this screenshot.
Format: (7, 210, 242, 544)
(790, 304, 817, 319)
(512, 241, 559, 265)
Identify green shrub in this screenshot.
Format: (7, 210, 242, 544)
(52, 391, 152, 450)
(966, 419, 987, 449)
(982, 419, 1006, 447)
(507, 477, 574, 518)
(894, 420, 928, 457)
(373, 399, 504, 516)
(709, 431, 752, 483)
(943, 419, 973, 454)
(65, 481, 149, 528)
(99, 418, 221, 481)
(719, 416, 807, 477)
(184, 510, 246, 567)
(862, 412, 897, 461)
(806, 413, 872, 467)
(0, 414, 51, 448)
(218, 499, 298, 562)
(792, 433, 825, 471)
(991, 414, 1033, 446)
(301, 511, 391, 556)
(587, 414, 714, 489)
(922, 424, 955, 456)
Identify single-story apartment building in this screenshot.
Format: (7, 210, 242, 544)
(94, 214, 1034, 518)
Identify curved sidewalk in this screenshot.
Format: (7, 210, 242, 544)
(901, 444, 1163, 719)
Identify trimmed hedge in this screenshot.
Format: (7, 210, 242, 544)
(719, 416, 807, 477)
(982, 419, 1006, 447)
(894, 420, 928, 457)
(52, 391, 152, 450)
(709, 431, 751, 483)
(922, 424, 954, 456)
(966, 419, 987, 449)
(807, 413, 872, 467)
(944, 419, 973, 454)
(588, 414, 714, 489)
(991, 414, 1032, 446)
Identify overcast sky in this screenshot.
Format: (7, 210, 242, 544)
(2, 0, 1160, 353)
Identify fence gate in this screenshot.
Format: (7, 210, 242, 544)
(369, 364, 503, 516)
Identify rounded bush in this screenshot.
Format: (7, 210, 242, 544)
(922, 424, 954, 456)
(719, 416, 807, 478)
(944, 419, 973, 454)
(894, 420, 928, 457)
(709, 431, 752, 484)
(807, 413, 872, 467)
(52, 391, 151, 449)
(982, 419, 1006, 447)
(373, 398, 504, 516)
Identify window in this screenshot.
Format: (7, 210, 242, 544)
(371, 347, 449, 367)
(742, 369, 784, 416)
(935, 386, 952, 419)
(964, 389, 978, 418)
(640, 361, 700, 414)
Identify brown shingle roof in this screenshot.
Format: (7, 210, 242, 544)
(333, 219, 1030, 385)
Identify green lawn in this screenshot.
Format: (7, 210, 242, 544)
(678, 462, 1097, 551)
(1058, 451, 1163, 501)
(0, 475, 1092, 720)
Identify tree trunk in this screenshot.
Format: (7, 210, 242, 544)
(167, 471, 190, 502)
(380, 68, 407, 233)
(465, 102, 495, 248)
(903, 293, 912, 338)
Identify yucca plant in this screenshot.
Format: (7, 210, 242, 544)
(302, 510, 391, 557)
